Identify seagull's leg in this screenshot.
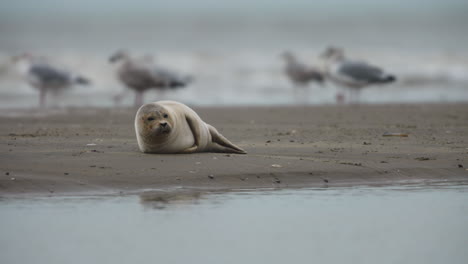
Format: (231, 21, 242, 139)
(356, 89, 361, 104)
(347, 88, 352, 104)
(351, 89, 358, 105)
(303, 86, 311, 105)
(39, 87, 46, 108)
(293, 84, 299, 104)
(134, 91, 144, 107)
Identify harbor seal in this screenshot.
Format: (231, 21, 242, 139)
(135, 101, 246, 154)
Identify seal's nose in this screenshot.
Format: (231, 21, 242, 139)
(160, 122, 168, 127)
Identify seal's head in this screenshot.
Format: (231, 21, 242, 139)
(136, 103, 175, 143)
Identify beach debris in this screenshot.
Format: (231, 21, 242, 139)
(319, 176, 329, 183)
(363, 142, 372, 145)
(271, 164, 282, 168)
(86, 143, 97, 146)
(330, 148, 344, 152)
(340, 162, 362, 166)
(208, 174, 215, 179)
(458, 164, 463, 168)
(277, 130, 297, 136)
(195, 162, 201, 165)
(415, 157, 434, 161)
(383, 132, 408, 137)
(274, 178, 281, 184)
(10, 177, 16, 181)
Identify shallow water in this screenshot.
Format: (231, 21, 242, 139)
(1, 185, 468, 264)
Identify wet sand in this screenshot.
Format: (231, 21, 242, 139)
(1, 104, 467, 196)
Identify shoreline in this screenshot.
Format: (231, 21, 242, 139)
(1, 103, 468, 197)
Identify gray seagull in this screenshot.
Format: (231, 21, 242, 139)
(109, 50, 192, 107)
(281, 51, 324, 103)
(12, 53, 91, 108)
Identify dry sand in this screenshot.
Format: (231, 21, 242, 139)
(1, 104, 467, 196)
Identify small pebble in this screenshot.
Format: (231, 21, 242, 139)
(271, 164, 282, 168)
(458, 164, 463, 168)
(5, 172, 9, 176)
(208, 175, 214, 179)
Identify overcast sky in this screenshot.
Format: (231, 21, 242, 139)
(1, 0, 467, 19)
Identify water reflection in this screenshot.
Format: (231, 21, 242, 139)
(139, 189, 205, 209)
(1, 185, 468, 264)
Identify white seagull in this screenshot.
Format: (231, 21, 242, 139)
(320, 47, 396, 103)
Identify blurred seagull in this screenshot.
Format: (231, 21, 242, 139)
(109, 50, 192, 107)
(12, 53, 91, 108)
(281, 51, 324, 103)
(320, 47, 396, 103)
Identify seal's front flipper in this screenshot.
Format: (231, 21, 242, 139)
(185, 114, 201, 148)
(208, 124, 246, 154)
(181, 145, 198, 154)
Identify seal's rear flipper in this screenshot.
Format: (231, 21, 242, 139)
(208, 125, 247, 154)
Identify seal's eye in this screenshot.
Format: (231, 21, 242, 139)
(147, 117, 155, 121)
(163, 114, 168, 118)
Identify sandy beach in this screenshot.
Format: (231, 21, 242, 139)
(0, 103, 467, 196)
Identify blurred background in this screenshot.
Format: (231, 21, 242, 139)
(1, 0, 467, 108)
